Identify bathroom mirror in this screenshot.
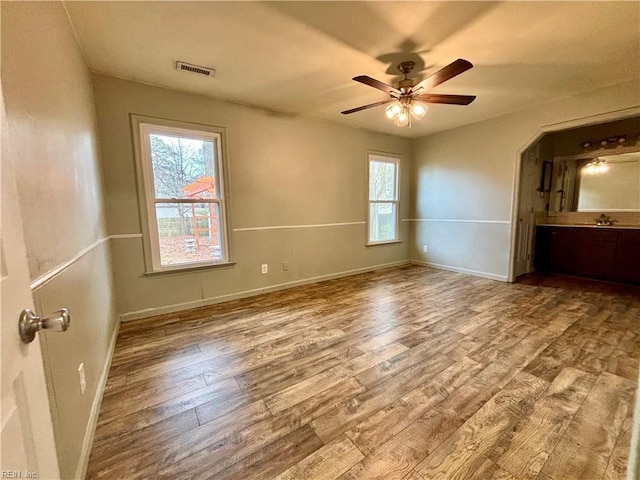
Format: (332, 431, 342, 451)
(549, 151, 640, 213)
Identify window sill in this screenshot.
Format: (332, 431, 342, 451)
(366, 240, 403, 247)
(144, 261, 236, 277)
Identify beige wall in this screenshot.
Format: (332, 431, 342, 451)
(1, 3, 118, 478)
(91, 74, 411, 320)
(410, 80, 640, 280)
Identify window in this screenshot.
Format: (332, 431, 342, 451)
(133, 116, 230, 272)
(367, 153, 400, 244)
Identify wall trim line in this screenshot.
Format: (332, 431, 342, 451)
(109, 233, 143, 239)
(403, 218, 510, 224)
(30, 234, 142, 292)
(119, 259, 410, 322)
(30, 237, 110, 291)
(410, 259, 509, 282)
(233, 221, 366, 232)
(74, 319, 120, 480)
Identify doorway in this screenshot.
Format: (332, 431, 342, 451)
(510, 111, 640, 281)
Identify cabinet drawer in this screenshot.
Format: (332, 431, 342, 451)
(580, 229, 618, 243)
(619, 230, 640, 243)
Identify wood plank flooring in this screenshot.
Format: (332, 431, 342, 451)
(86, 265, 640, 480)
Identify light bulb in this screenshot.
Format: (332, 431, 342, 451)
(394, 108, 410, 127)
(385, 102, 402, 119)
(410, 101, 428, 120)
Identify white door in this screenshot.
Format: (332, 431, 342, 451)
(1, 88, 60, 478)
(514, 146, 538, 277)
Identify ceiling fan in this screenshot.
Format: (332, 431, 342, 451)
(342, 59, 476, 126)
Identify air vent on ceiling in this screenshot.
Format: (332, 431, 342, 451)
(176, 61, 216, 78)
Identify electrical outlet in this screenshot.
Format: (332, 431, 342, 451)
(261, 264, 268, 274)
(422, 245, 428, 253)
(78, 363, 86, 396)
(283, 262, 289, 271)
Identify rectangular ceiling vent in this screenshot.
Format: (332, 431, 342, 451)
(176, 61, 216, 78)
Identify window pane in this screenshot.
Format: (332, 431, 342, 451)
(369, 202, 397, 242)
(369, 160, 397, 201)
(149, 134, 219, 199)
(155, 202, 223, 266)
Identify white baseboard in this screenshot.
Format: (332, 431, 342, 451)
(411, 259, 508, 282)
(74, 319, 120, 480)
(119, 260, 411, 322)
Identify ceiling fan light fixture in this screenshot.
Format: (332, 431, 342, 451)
(342, 58, 475, 126)
(385, 102, 403, 119)
(394, 107, 410, 127)
(410, 101, 428, 120)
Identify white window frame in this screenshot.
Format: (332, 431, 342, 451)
(366, 152, 401, 246)
(132, 115, 232, 273)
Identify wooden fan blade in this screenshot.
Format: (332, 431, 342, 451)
(341, 99, 395, 115)
(412, 59, 473, 92)
(415, 93, 476, 105)
(353, 76, 402, 96)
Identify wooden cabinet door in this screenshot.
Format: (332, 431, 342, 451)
(546, 227, 576, 273)
(615, 231, 640, 283)
(573, 229, 618, 278)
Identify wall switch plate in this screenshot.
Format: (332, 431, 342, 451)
(283, 262, 289, 271)
(78, 363, 86, 396)
(422, 245, 428, 253)
(261, 264, 268, 274)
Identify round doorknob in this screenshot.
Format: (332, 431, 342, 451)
(19, 308, 71, 344)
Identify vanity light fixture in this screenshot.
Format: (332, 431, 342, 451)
(581, 135, 628, 151)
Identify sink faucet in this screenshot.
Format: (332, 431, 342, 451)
(596, 214, 614, 226)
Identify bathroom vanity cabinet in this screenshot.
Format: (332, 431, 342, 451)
(534, 225, 640, 283)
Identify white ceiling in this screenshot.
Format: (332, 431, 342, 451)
(64, 1, 640, 138)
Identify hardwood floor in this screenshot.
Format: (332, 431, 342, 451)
(86, 265, 640, 480)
